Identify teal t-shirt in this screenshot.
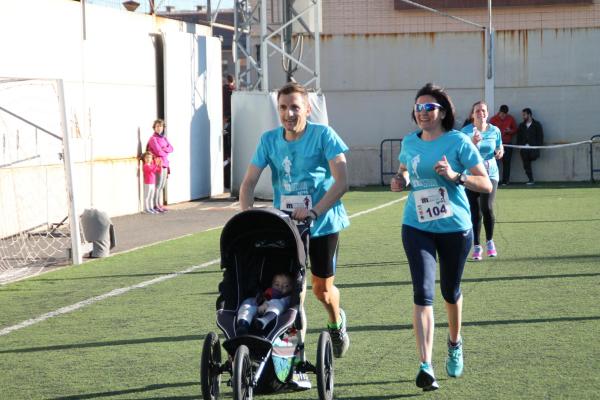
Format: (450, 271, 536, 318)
(398, 129, 483, 233)
(251, 121, 350, 237)
(461, 123, 502, 182)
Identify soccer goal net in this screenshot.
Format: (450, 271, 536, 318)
(0, 77, 81, 284)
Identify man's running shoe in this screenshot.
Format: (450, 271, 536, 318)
(446, 337, 464, 378)
(290, 372, 312, 390)
(415, 362, 439, 391)
(328, 308, 350, 358)
(472, 245, 483, 261)
(486, 240, 497, 257)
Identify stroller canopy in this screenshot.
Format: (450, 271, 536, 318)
(220, 208, 307, 270)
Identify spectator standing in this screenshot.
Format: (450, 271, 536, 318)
(489, 105, 517, 185)
(141, 151, 161, 214)
(147, 119, 173, 212)
(516, 108, 544, 185)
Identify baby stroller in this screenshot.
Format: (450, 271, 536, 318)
(200, 208, 334, 400)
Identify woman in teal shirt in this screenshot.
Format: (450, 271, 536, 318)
(461, 101, 504, 260)
(391, 83, 492, 391)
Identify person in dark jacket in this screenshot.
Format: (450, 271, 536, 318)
(516, 108, 544, 185)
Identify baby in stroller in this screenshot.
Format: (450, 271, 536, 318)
(236, 272, 293, 335)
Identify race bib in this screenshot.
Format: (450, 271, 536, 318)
(280, 195, 312, 212)
(414, 187, 454, 222)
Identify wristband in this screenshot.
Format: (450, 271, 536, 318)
(309, 209, 319, 220)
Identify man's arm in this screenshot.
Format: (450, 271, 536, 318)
(314, 153, 348, 216)
(508, 116, 518, 136)
(291, 153, 348, 221)
(239, 164, 264, 210)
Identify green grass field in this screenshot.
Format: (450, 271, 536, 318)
(1, 184, 599, 399)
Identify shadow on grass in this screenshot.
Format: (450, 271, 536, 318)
(328, 272, 600, 290)
(307, 315, 600, 334)
(0, 334, 204, 354)
(338, 261, 408, 268)
(498, 218, 600, 224)
(48, 382, 198, 400)
(4, 315, 598, 355)
(462, 271, 600, 283)
(34, 269, 221, 282)
(470, 254, 600, 263)
(342, 395, 419, 399)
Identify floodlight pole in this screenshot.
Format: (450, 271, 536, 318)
(260, 0, 269, 91)
(484, 0, 495, 113)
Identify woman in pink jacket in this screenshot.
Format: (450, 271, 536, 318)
(147, 119, 173, 212)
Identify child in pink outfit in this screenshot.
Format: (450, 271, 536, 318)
(142, 151, 162, 214)
(146, 119, 173, 212)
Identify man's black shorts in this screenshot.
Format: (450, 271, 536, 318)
(309, 232, 339, 279)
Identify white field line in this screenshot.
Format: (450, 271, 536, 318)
(0, 259, 218, 336)
(348, 196, 407, 219)
(0, 195, 407, 336)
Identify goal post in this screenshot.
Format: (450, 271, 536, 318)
(57, 79, 83, 266)
(0, 77, 82, 283)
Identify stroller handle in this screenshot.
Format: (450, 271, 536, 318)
(280, 210, 312, 238)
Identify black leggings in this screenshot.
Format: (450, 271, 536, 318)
(466, 180, 498, 246)
(401, 225, 472, 306)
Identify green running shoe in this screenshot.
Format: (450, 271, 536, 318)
(446, 338, 464, 378)
(328, 308, 350, 358)
(415, 362, 439, 391)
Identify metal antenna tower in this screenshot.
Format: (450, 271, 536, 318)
(233, 0, 321, 92)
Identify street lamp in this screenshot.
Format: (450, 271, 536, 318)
(122, 1, 140, 12)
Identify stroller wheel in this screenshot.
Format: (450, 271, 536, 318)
(316, 331, 334, 400)
(200, 332, 222, 400)
(233, 344, 253, 400)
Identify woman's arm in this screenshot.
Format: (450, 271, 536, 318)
(435, 156, 492, 193)
(390, 164, 409, 192)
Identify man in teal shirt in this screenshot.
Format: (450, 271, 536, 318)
(240, 82, 351, 367)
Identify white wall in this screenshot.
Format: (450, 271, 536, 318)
(0, 0, 220, 224)
(260, 29, 600, 184)
(163, 33, 224, 202)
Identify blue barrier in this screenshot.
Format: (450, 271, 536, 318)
(380, 138, 402, 185)
(591, 135, 600, 182)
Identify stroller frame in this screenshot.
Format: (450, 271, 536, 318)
(200, 208, 334, 400)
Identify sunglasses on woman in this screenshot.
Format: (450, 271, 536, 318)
(414, 103, 443, 112)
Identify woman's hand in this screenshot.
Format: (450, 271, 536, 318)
(472, 128, 482, 147)
(434, 155, 459, 182)
(495, 147, 504, 160)
(391, 174, 409, 192)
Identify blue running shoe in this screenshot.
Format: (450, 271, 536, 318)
(446, 338, 464, 378)
(415, 362, 439, 391)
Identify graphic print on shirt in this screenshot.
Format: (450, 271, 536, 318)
(411, 154, 421, 179)
(280, 153, 312, 212)
(282, 156, 292, 183)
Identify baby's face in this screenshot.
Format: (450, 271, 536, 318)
(272, 275, 292, 294)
